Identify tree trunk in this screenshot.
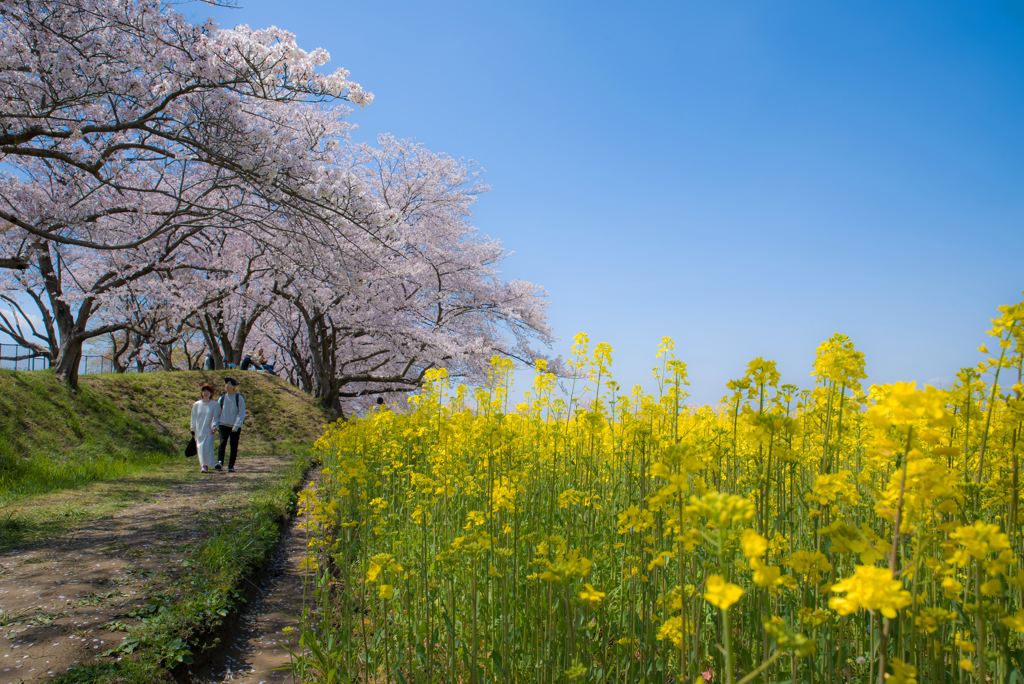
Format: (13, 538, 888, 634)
(157, 343, 175, 371)
(310, 338, 342, 417)
(303, 309, 343, 417)
(50, 303, 89, 388)
(52, 334, 84, 388)
(38, 241, 90, 388)
(287, 337, 314, 393)
(109, 332, 131, 373)
(313, 372, 344, 417)
(182, 335, 202, 370)
(198, 306, 265, 369)
(197, 313, 229, 367)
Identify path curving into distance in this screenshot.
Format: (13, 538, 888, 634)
(0, 454, 297, 684)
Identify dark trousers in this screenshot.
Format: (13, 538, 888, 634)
(218, 426, 241, 468)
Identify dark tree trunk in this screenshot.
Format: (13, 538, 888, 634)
(288, 337, 314, 393)
(155, 342, 175, 371)
(38, 242, 92, 388)
(197, 313, 227, 368)
(298, 306, 343, 417)
(109, 332, 132, 373)
(49, 299, 91, 387)
(182, 335, 202, 370)
(310, 343, 342, 416)
(315, 374, 343, 416)
(52, 334, 83, 388)
(197, 305, 266, 369)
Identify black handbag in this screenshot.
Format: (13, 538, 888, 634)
(185, 433, 197, 457)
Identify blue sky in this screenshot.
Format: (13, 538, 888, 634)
(191, 0, 1024, 405)
(5, 1, 1013, 402)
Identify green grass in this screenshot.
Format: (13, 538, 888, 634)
(48, 660, 160, 684)
(0, 461, 205, 550)
(84, 370, 331, 453)
(0, 370, 176, 503)
(0, 369, 330, 506)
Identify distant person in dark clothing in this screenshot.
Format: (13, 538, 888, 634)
(239, 353, 253, 371)
(217, 377, 247, 473)
(203, 352, 216, 370)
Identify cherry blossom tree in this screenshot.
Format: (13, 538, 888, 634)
(0, 0, 554, 406)
(102, 225, 277, 369)
(188, 239, 277, 368)
(0, 0, 372, 385)
(0, 0, 371, 251)
(261, 136, 552, 415)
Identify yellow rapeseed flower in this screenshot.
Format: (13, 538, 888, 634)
(887, 658, 917, 684)
(828, 565, 912, 619)
(565, 662, 587, 680)
(787, 550, 833, 582)
(578, 583, 605, 605)
(1001, 609, 1024, 633)
(941, 577, 963, 599)
(750, 557, 781, 588)
(704, 574, 744, 610)
(866, 382, 952, 432)
(950, 521, 1011, 561)
(688, 492, 755, 529)
(741, 529, 768, 558)
(656, 616, 683, 648)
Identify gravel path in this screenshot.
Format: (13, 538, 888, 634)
(0, 454, 295, 684)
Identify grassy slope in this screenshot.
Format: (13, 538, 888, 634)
(0, 369, 331, 504)
(85, 370, 331, 453)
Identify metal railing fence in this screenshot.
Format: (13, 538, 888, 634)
(81, 354, 116, 375)
(1, 344, 116, 375)
(0, 343, 50, 371)
(1, 344, 281, 378)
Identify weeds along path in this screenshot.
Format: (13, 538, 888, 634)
(193, 473, 319, 684)
(0, 453, 297, 684)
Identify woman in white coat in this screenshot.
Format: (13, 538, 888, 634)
(191, 383, 221, 473)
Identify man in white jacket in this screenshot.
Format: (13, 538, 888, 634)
(217, 377, 247, 472)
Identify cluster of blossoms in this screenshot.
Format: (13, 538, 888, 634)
(0, 0, 550, 410)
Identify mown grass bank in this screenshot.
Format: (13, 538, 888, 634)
(0, 370, 175, 504)
(0, 369, 330, 506)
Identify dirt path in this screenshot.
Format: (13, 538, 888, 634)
(0, 454, 296, 684)
(192, 477, 318, 684)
